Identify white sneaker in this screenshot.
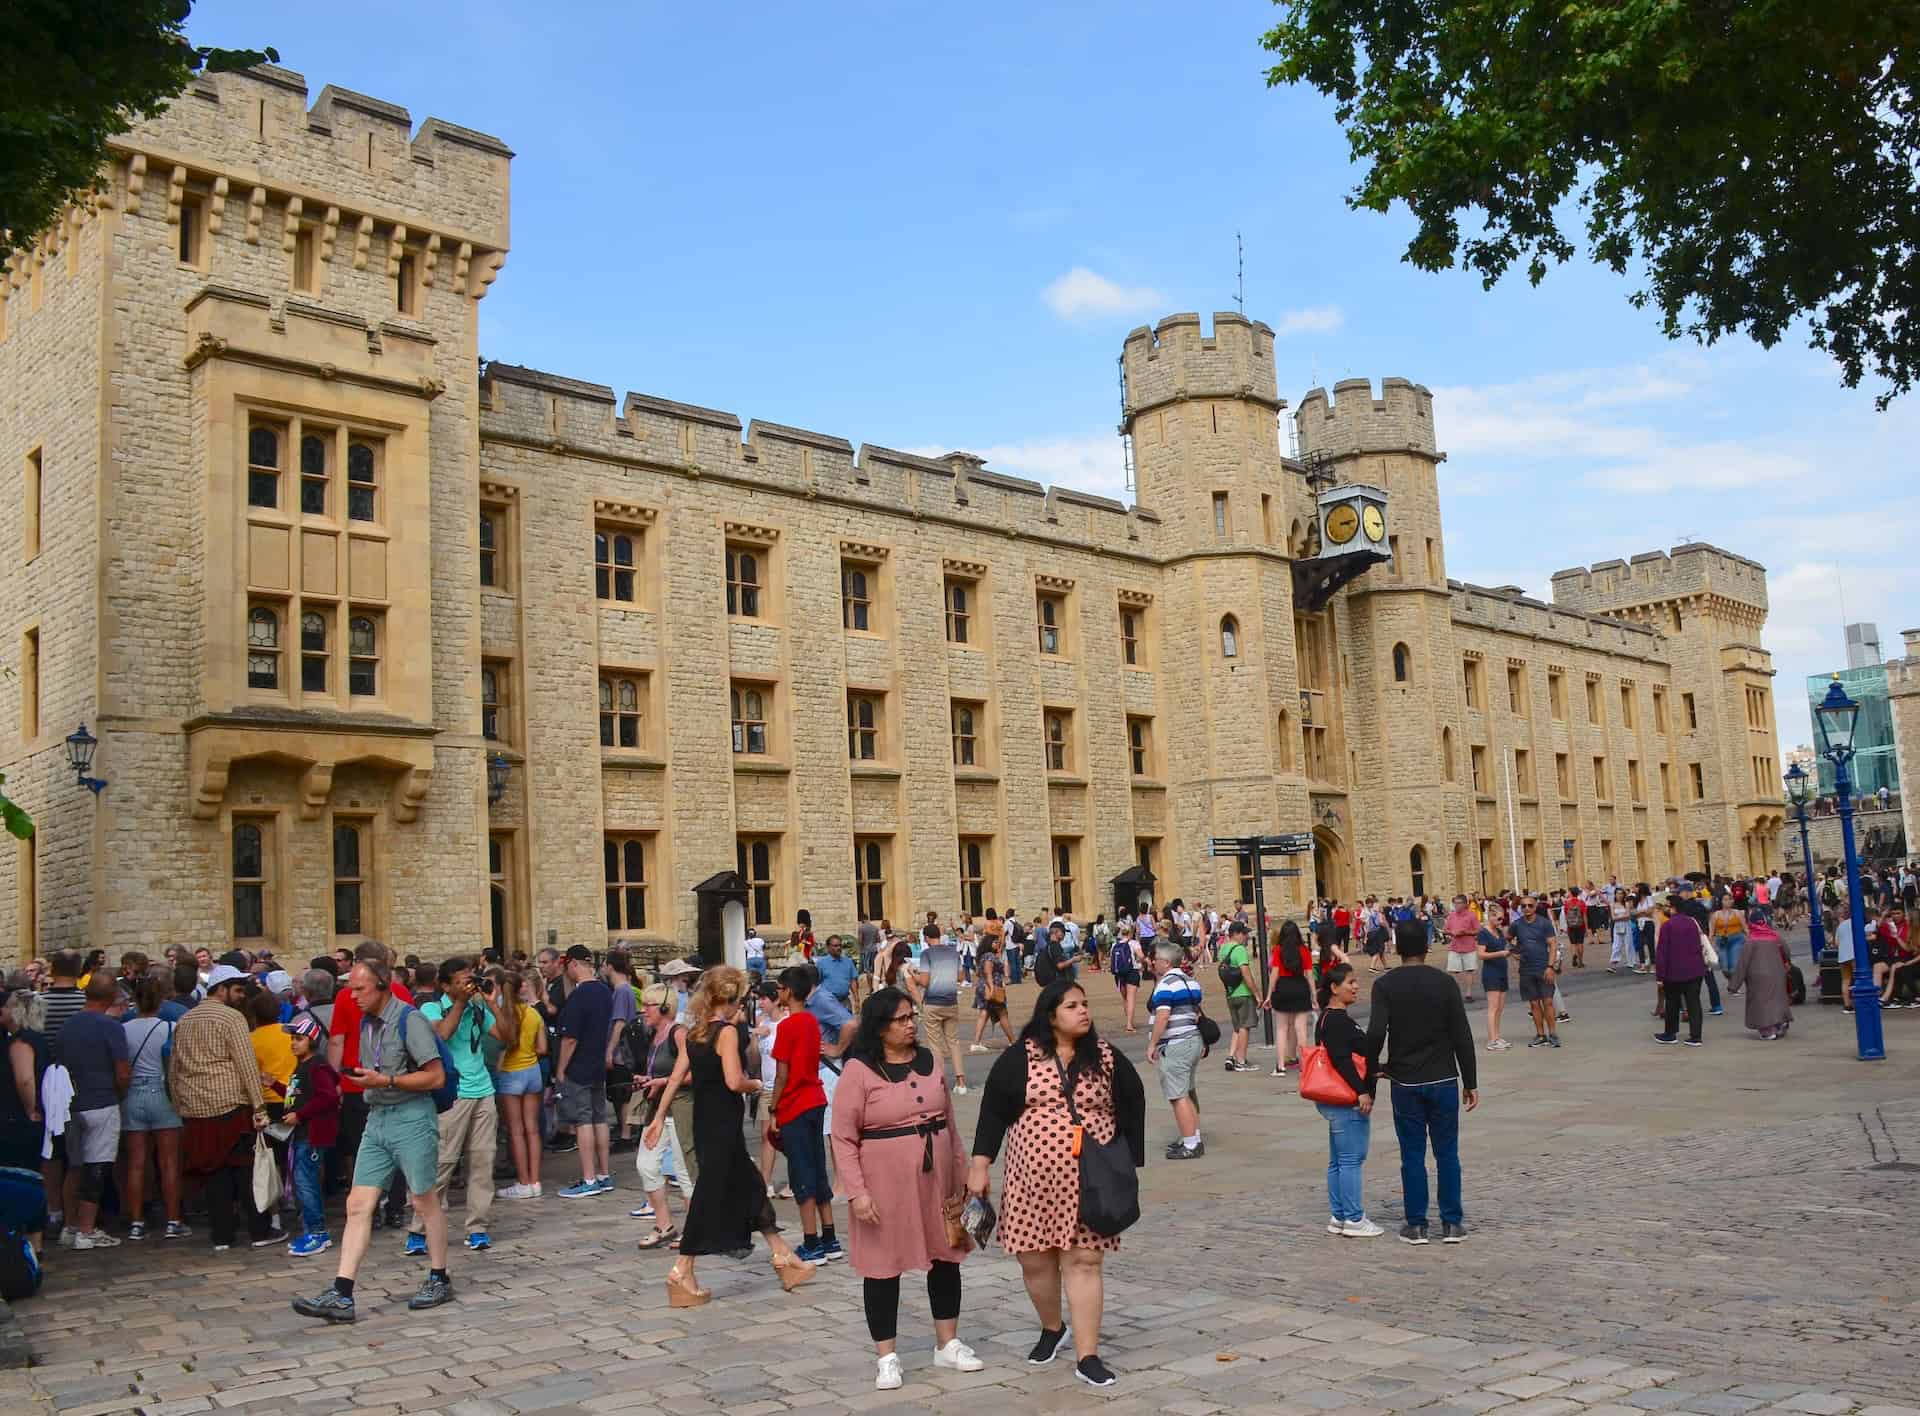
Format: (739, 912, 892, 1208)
(967, 1044, 989, 1054)
(57, 1228, 77, 1249)
(1341, 1218, 1385, 1238)
(934, 1338, 984, 1372)
(952, 1084, 970, 1097)
(1487, 1038, 1511, 1051)
(73, 1230, 122, 1250)
(496, 1182, 532, 1200)
(1326, 1216, 1344, 1235)
(876, 1354, 903, 1390)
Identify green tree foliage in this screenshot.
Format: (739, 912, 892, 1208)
(1263, 1, 1920, 405)
(1, 1, 275, 260)
(0, 775, 30, 842)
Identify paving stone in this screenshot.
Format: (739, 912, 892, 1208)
(1488, 1380, 1570, 1400)
(1778, 1399, 1853, 1416)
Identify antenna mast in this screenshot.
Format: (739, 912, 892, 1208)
(1235, 232, 1244, 314)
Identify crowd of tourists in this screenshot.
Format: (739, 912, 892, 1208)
(0, 861, 1904, 1390)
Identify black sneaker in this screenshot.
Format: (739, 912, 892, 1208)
(1652, 1033, 1678, 1044)
(1527, 1036, 1549, 1048)
(1027, 1324, 1071, 1365)
(1440, 1222, 1467, 1244)
(407, 1273, 455, 1310)
(1397, 1223, 1430, 1245)
(1075, 1355, 1117, 1388)
(1164, 1139, 1204, 1160)
(1681, 1038, 1703, 1047)
(1546, 1035, 1562, 1048)
(548, 1135, 579, 1154)
(291, 1288, 357, 1324)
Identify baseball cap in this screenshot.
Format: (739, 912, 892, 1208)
(563, 944, 595, 964)
(264, 969, 294, 996)
(204, 963, 248, 989)
(283, 1013, 324, 1043)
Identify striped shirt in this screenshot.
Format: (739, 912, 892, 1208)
(40, 987, 87, 1047)
(1149, 968, 1203, 1044)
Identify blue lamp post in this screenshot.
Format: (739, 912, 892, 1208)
(1814, 678, 1885, 1060)
(1783, 762, 1827, 963)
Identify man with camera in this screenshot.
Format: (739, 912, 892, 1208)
(405, 957, 516, 1254)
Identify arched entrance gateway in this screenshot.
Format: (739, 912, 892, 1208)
(1312, 824, 1351, 903)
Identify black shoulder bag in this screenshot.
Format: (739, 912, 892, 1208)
(1051, 1047, 1139, 1238)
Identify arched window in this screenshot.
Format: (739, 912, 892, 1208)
(300, 434, 328, 515)
(348, 616, 378, 696)
(481, 666, 501, 741)
(952, 705, 976, 765)
(1410, 845, 1427, 898)
(842, 567, 870, 631)
(1220, 615, 1240, 659)
(1392, 642, 1412, 682)
(731, 686, 767, 754)
(1045, 713, 1067, 771)
(346, 441, 377, 521)
(300, 611, 328, 694)
(727, 548, 760, 617)
(247, 606, 280, 689)
(1441, 726, 1455, 781)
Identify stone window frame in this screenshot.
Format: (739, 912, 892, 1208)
(481, 657, 514, 747)
(1514, 747, 1535, 799)
(1118, 588, 1153, 670)
(479, 506, 508, 591)
(347, 609, 383, 699)
(604, 832, 652, 934)
(839, 540, 890, 638)
(593, 501, 657, 609)
(1462, 654, 1484, 710)
(1437, 725, 1451, 782)
(300, 606, 332, 697)
(489, 830, 523, 958)
(1506, 660, 1529, 718)
(723, 521, 781, 623)
(1628, 757, 1645, 803)
(1594, 755, 1612, 803)
(1619, 680, 1638, 731)
(1219, 614, 1240, 660)
(1470, 744, 1490, 796)
(599, 668, 650, 753)
(736, 834, 780, 928)
(22, 446, 41, 563)
(958, 835, 993, 917)
(290, 221, 319, 295)
(950, 698, 987, 770)
(1391, 642, 1412, 683)
(731, 678, 784, 763)
(229, 810, 282, 949)
(246, 601, 285, 692)
(1052, 837, 1080, 914)
(1043, 706, 1076, 775)
(1690, 761, 1706, 801)
(1556, 751, 1573, 800)
(847, 688, 885, 763)
(1547, 669, 1568, 722)
(329, 813, 378, 947)
(1126, 714, 1157, 779)
(1585, 674, 1604, 725)
(1652, 685, 1670, 735)
(854, 836, 889, 922)
(1035, 573, 1076, 660)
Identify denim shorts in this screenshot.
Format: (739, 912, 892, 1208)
(777, 1104, 833, 1204)
(123, 1080, 182, 1132)
(496, 1064, 543, 1096)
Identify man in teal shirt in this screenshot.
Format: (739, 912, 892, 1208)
(408, 958, 515, 1253)
(1219, 921, 1258, 1073)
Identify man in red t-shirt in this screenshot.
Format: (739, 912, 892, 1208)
(328, 942, 413, 1218)
(767, 966, 837, 1263)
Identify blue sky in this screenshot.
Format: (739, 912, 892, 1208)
(193, 0, 1917, 762)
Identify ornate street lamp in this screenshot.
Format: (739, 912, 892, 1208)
(1784, 762, 1835, 1000)
(1814, 678, 1884, 1060)
(486, 752, 512, 805)
(64, 724, 107, 796)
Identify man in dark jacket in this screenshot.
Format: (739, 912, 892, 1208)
(1365, 921, 1479, 1246)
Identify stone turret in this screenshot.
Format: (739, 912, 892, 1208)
(1296, 378, 1438, 461)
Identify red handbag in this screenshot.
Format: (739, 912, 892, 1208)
(1297, 1044, 1366, 1107)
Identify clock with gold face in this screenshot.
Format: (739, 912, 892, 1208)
(1324, 503, 1360, 545)
(1361, 504, 1386, 542)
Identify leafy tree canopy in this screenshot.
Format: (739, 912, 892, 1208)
(1, 1, 274, 260)
(1263, 1, 1920, 406)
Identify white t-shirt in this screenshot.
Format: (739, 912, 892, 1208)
(743, 933, 766, 962)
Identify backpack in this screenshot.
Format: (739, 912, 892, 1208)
(1110, 936, 1134, 975)
(1786, 963, 1807, 1006)
(1822, 880, 1839, 907)
(1033, 942, 1060, 987)
(1217, 943, 1246, 994)
(396, 1005, 460, 1113)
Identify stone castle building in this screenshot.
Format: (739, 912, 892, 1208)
(0, 68, 1786, 965)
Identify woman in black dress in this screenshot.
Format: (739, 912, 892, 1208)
(653, 965, 814, 1307)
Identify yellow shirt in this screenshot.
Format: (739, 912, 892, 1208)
(500, 1005, 542, 1072)
(251, 1023, 296, 1098)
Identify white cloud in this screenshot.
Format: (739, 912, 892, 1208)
(906, 433, 1130, 503)
(1041, 267, 1164, 321)
(1580, 442, 1811, 493)
(1271, 305, 1344, 337)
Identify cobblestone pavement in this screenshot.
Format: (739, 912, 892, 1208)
(9, 939, 1919, 1415)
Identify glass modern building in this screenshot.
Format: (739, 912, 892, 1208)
(1806, 666, 1901, 798)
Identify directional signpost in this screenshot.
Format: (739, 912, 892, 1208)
(1207, 832, 1313, 1044)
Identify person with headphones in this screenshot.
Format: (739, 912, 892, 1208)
(293, 957, 451, 1323)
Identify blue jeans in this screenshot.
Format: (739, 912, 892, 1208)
(1389, 1080, 1462, 1227)
(291, 1139, 329, 1236)
(1702, 966, 1722, 1010)
(1316, 1102, 1371, 1222)
(1718, 934, 1744, 981)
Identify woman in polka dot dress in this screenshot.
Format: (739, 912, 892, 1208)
(968, 980, 1145, 1390)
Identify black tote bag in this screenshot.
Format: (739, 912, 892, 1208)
(1052, 1052, 1140, 1238)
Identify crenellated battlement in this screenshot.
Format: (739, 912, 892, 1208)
(480, 363, 1158, 554)
(1120, 311, 1280, 429)
(1450, 580, 1666, 662)
(1550, 542, 1768, 617)
(106, 65, 511, 259)
(1294, 377, 1437, 460)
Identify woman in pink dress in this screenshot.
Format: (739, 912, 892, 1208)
(830, 986, 982, 1393)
